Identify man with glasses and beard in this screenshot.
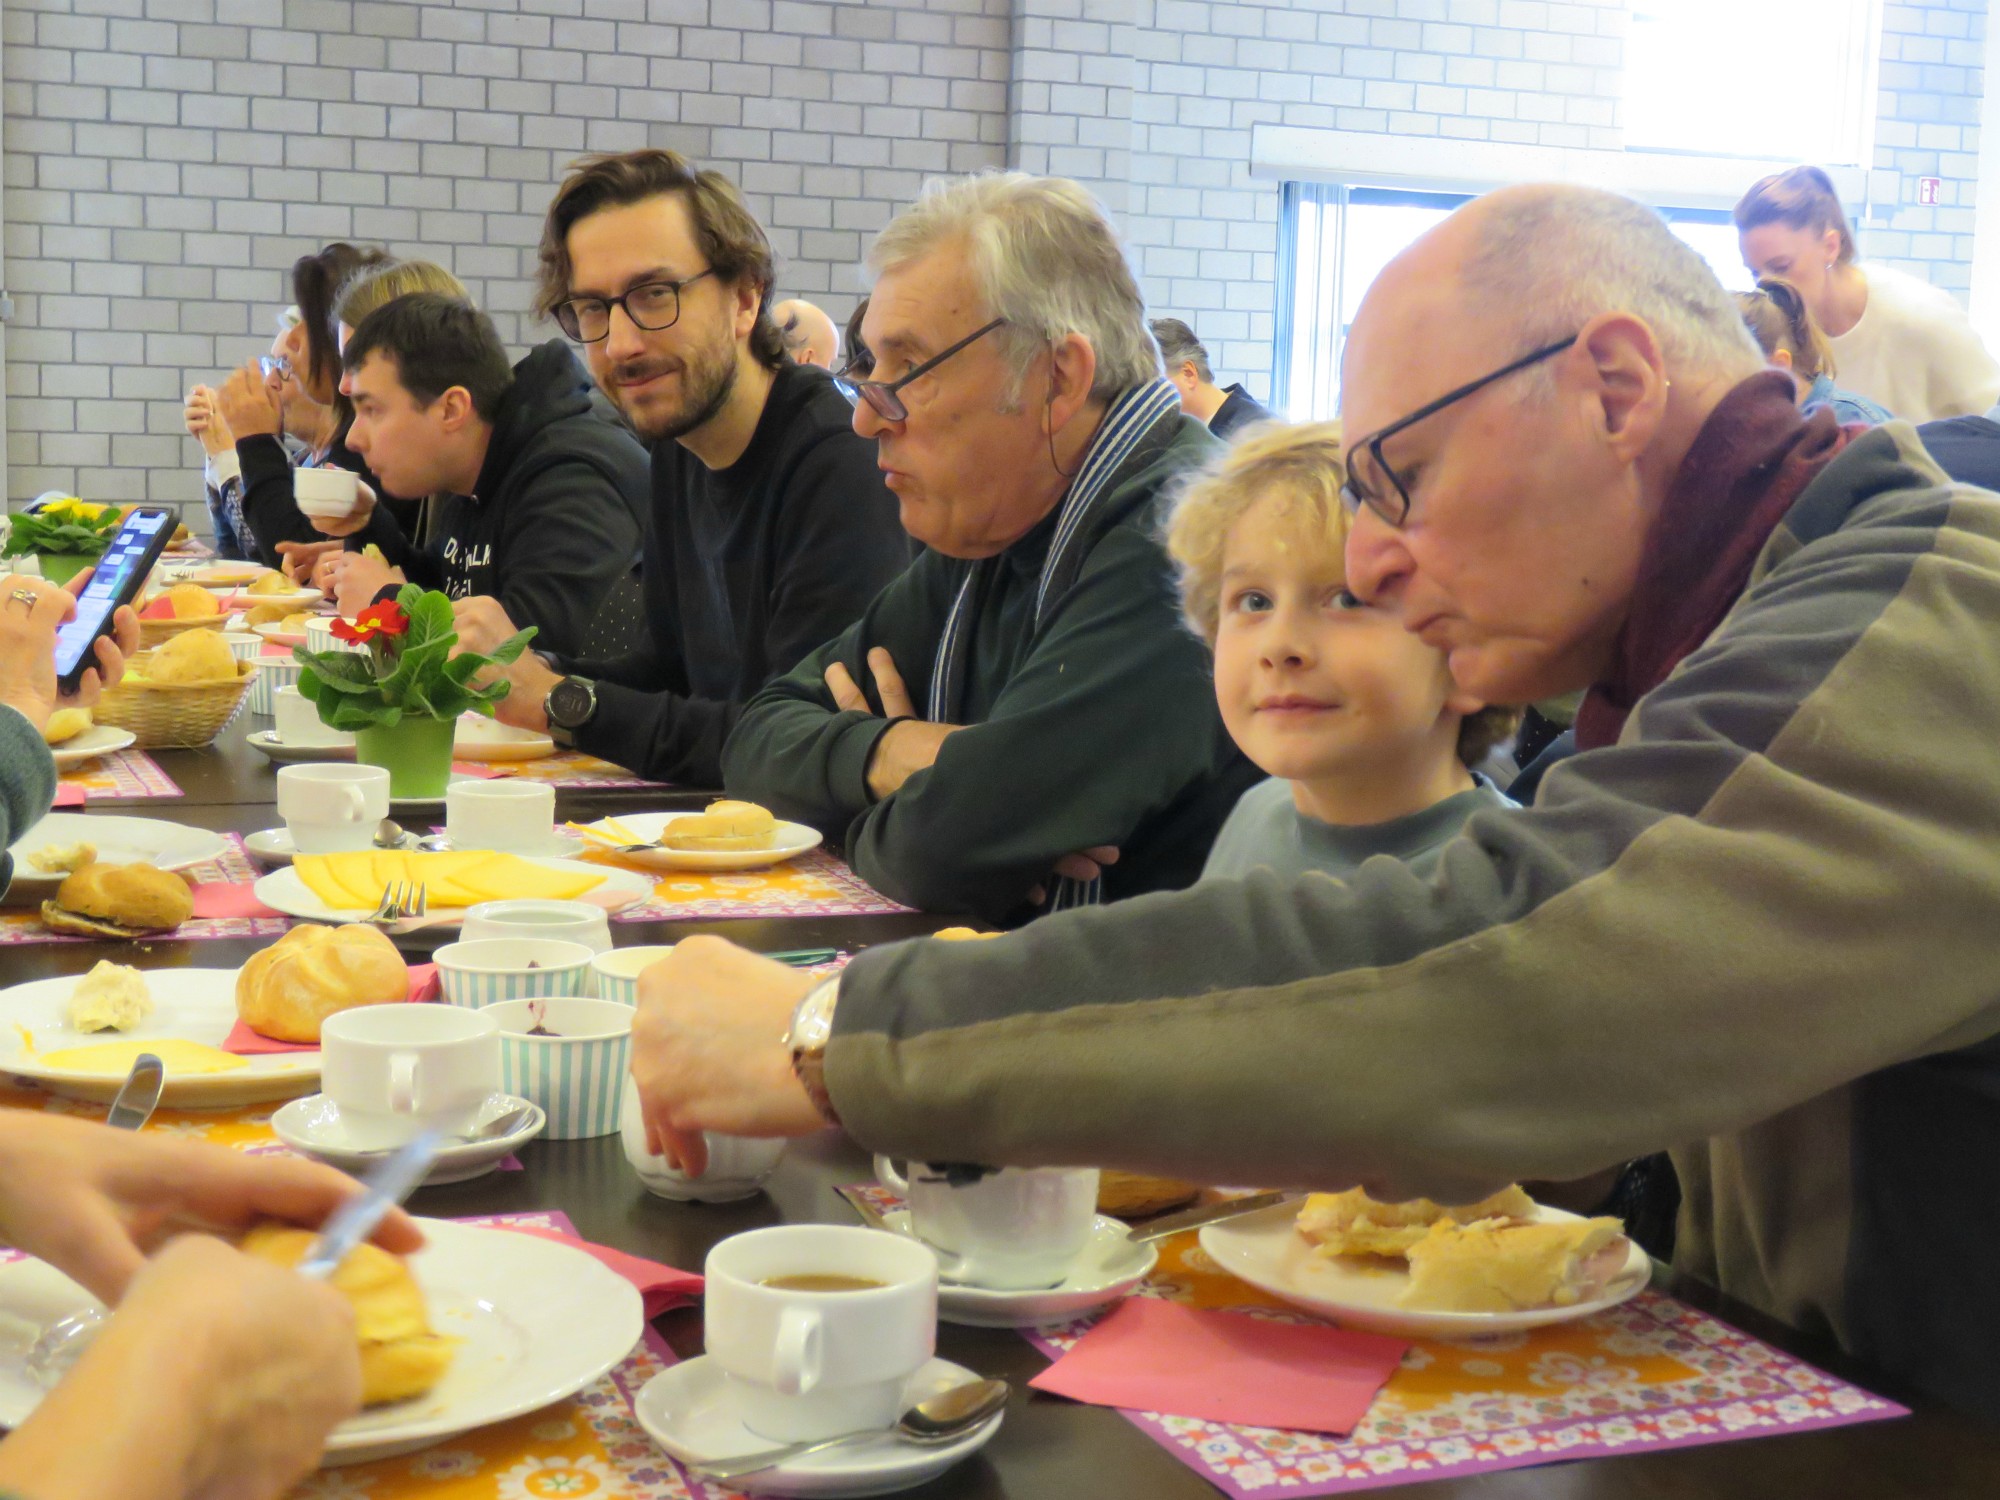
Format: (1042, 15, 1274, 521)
(720, 173, 1258, 922)
(450, 150, 909, 787)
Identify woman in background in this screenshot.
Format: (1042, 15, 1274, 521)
(1735, 166, 2000, 422)
(1735, 277, 1893, 426)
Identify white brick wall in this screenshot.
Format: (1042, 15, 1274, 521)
(0, 0, 1988, 518)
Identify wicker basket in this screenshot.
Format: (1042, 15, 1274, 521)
(94, 655, 255, 748)
(139, 611, 230, 648)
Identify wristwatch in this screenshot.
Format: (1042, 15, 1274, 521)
(784, 975, 842, 1126)
(543, 675, 598, 748)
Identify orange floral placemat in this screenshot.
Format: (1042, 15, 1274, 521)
(57, 746, 181, 800)
(575, 847, 911, 923)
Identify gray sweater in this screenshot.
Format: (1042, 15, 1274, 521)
(0, 705, 58, 892)
(1201, 776, 1516, 885)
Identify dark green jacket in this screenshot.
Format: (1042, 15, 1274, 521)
(722, 402, 1257, 922)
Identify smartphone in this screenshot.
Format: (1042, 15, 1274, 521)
(51, 507, 177, 693)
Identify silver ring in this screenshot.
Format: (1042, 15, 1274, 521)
(8, 587, 40, 610)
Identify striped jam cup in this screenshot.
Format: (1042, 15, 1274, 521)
(486, 997, 633, 1139)
(433, 939, 594, 1008)
(247, 657, 303, 716)
(589, 945, 678, 1007)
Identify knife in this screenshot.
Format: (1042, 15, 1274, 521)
(295, 1127, 443, 1281)
(103, 1052, 164, 1132)
(1126, 1190, 1301, 1243)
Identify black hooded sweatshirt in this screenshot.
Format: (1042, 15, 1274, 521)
(350, 340, 649, 658)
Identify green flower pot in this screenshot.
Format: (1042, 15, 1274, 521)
(353, 715, 457, 800)
(34, 552, 97, 586)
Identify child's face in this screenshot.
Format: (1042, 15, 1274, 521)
(1212, 492, 1480, 788)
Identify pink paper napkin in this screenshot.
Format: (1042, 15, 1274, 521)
(448, 760, 507, 779)
(258, 642, 296, 659)
(495, 1223, 703, 1318)
(222, 964, 439, 1055)
(51, 783, 87, 807)
(189, 882, 281, 919)
(1028, 1298, 1407, 1436)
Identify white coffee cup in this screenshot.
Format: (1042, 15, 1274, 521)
(273, 684, 353, 748)
(705, 1225, 938, 1443)
(294, 466, 360, 519)
(275, 762, 388, 854)
(619, 1076, 785, 1202)
(875, 1157, 1100, 1290)
(446, 780, 555, 853)
(319, 1004, 501, 1151)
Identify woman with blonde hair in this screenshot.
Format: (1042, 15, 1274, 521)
(1735, 277, 1892, 426)
(1735, 166, 1999, 421)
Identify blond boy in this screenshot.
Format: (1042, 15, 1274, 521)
(1166, 421, 1520, 881)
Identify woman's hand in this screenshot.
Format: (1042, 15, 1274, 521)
(183, 386, 235, 458)
(0, 573, 136, 733)
(214, 362, 283, 440)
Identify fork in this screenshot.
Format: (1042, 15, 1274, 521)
(364, 878, 429, 930)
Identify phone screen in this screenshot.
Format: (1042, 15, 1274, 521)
(51, 510, 172, 681)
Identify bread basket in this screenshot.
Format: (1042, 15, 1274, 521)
(139, 611, 229, 648)
(93, 654, 255, 748)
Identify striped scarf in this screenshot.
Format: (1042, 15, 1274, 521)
(925, 378, 1185, 912)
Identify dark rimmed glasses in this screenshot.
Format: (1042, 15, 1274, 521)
(1341, 334, 1579, 528)
(553, 269, 716, 343)
(839, 317, 1006, 422)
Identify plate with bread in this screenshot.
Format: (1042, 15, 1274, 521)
(44, 718, 135, 769)
(1198, 1185, 1649, 1338)
(0, 1217, 644, 1467)
(253, 850, 653, 923)
(6, 814, 228, 893)
(573, 802, 822, 872)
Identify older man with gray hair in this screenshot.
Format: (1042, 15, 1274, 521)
(637, 181, 2000, 1421)
(722, 173, 1257, 921)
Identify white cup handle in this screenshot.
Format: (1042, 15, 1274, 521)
(872, 1153, 910, 1197)
(337, 783, 366, 823)
(771, 1304, 823, 1396)
(389, 1052, 418, 1114)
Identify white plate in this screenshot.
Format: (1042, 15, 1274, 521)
(245, 827, 582, 865)
(1198, 1201, 1651, 1338)
(245, 729, 356, 764)
(581, 811, 823, 873)
(253, 856, 654, 923)
(0, 1218, 643, 1467)
(220, 586, 322, 611)
(0, 968, 320, 1107)
(6, 814, 228, 896)
(46, 725, 135, 769)
(635, 1354, 1002, 1498)
(882, 1211, 1155, 1328)
(184, 564, 268, 588)
(272, 1093, 546, 1185)
(251, 621, 313, 647)
(453, 718, 555, 761)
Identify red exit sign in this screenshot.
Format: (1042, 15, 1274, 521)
(1918, 177, 1942, 205)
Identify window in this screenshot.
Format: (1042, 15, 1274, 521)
(1626, 0, 1881, 166)
(1275, 185, 1752, 420)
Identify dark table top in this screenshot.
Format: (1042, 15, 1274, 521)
(11, 735, 2000, 1497)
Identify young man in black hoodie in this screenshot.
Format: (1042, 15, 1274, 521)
(315, 294, 648, 659)
(449, 150, 909, 787)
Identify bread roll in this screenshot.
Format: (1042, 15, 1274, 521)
(239, 1225, 457, 1406)
(143, 628, 239, 685)
(41, 707, 92, 745)
(163, 582, 222, 619)
(243, 601, 290, 627)
(244, 570, 290, 596)
(660, 799, 778, 851)
(41, 862, 192, 937)
(931, 927, 1001, 941)
(1401, 1216, 1630, 1312)
(235, 923, 408, 1043)
(1296, 1184, 1537, 1259)
(67, 961, 153, 1032)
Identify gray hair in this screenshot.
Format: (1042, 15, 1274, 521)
(1150, 317, 1213, 383)
(1463, 185, 1764, 388)
(867, 171, 1160, 405)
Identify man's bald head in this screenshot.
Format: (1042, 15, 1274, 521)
(774, 298, 840, 369)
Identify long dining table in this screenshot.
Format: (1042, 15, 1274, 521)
(8, 723, 2000, 1498)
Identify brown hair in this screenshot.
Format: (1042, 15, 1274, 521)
(333, 259, 470, 332)
(1733, 166, 1855, 265)
(1164, 421, 1519, 771)
(534, 149, 785, 370)
(1735, 278, 1837, 381)
(293, 243, 391, 409)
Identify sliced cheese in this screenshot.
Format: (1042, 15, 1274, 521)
(37, 1037, 247, 1076)
(294, 850, 604, 911)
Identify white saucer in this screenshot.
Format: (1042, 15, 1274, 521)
(47, 725, 135, 769)
(883, 1211, 1156, 1327)
(634, 1355, 1002, 1498)
(246, 729, 355, 764)
(271, 1093, 546, 1185)
(245, 827, 582, 865)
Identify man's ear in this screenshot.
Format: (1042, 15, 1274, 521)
(435, 386, 477, 433)
(1572, 311, 1666, 464)
(1045, 332, 1098, 434)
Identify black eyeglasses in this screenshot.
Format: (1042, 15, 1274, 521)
(554, 269, 716, 343)
(839, 318, 1005, 422)
(1341, 334, 1579, 528)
